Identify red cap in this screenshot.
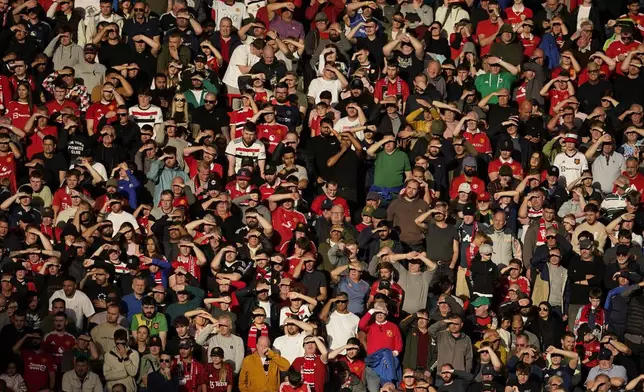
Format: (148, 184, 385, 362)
(478, 192, 491, 202)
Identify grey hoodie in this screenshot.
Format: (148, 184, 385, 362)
(44, 42, 84, 70)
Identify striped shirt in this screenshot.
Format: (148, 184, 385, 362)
(128, 104, 164, 129)
(225, 137, 266, 172)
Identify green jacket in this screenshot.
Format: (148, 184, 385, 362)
(400, 315, 434, 370)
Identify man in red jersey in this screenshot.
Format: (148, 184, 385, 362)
(52, 169, 90, 217)
(310, 180, 350, 220)
(24, 108, 58, 159)
(46, 81, 79, 117)
(251, 104, 288, 154)
(258, 164, 281, 199)
(13, 330, 56, 392)
(269, 189, 307, 248)
(86, 82, 126, 136)
(225, 168, 256, 200)
(291, 335, 329, 392)
(174, 338, 207, 392)
(0, 132, 18, 192)
(43, 311, 76, 369)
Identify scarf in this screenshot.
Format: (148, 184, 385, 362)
(536, 218, 558, 246)
(247, 323, 269, 352)
(577, 304, 605, 332)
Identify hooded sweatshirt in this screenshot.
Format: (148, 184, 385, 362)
(44, 42, 84, 70)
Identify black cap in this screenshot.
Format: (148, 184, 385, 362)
(207, 178, 221, 191)
(178, 338, 194, 349)
(210, 347, 225, 357)
(321, 199, 334, 210)
(264, 164, 276, 175)
(598, 348, 612, 360)
(349, 79, 364, 89)
(372, 207, 387, 220)
(294, 222, 308, 233)
(616, 244, 630, 256)
(149, 336, 163, 347)
(195, 54, 207, 62)
(547, 166, 560, 177)
(499, 139, 513, 151)
(463, 204, 476, 216)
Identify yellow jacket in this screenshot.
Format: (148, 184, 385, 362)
(238, 351, 290, 392)
(405, 107, 440, 134)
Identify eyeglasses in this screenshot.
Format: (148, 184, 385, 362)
(174, 98, 186, 102)
(160, 358, 171, 363)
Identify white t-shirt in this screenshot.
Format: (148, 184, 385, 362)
(273, 332, 305, 364)
(326, 311, 360, 351)
(106, 211, 140, 234)
(553, 151, 588, 186)
(212, 0, 249, 30)
(333, 116, 362, 140)
(307, 78, 343, 105)
(49, 290, 96, 329)
(223, 45, 260, 89)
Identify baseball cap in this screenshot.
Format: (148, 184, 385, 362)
(207, 178, 221, 191)
(315, 11, 328, 21)
(458, 182, 472, 194)
(479, 244, 494, 256)
(41, 207, 54, 218)
(294, 222, 308, 233)
(499, 139, 513, 151)
(478, 192, 491, 202)
(471, 296, 491, 307)
(178, 338, 193, 349)
(579, 238, 594, 250)
(349, 79, 364, 89)
(366, 192, 381, 201)
(149, 336, 163, 347)
(598, 348, 612, 360)
(106, 179, 118, 188)
(362, 205, 374, 216)
(372, 208, 387, 220)
(264, 164, 276, 175)
(321, 199, 334, 210)
(210, 347, 225, 357)
(463, 204, 476, 216)
(563, 133, 579, 144)
(195, 54, 207, 62)
(84, 44, 98, 53)
(236, 168, 252, 180)
(547, 166, 560, 177)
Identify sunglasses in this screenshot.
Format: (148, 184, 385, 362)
(134, 7, 145, 10)
(174, 98, 186, 102)
(204, 100, 216, 104)
(335, 300, 348, 304)
(117, 112, 128, 116)
(160, 358, 172, 363)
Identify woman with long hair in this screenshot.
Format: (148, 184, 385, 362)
(169, 92, 190, 124)
(165, 62, 182, 90)
(204, 347, 233, 392)
(117, 222, 141, 256)
(525, 151, 548, 182)
(6, 81, 34, 130)
(530, 302, 565, 349)
(143, 235, 165, 259)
